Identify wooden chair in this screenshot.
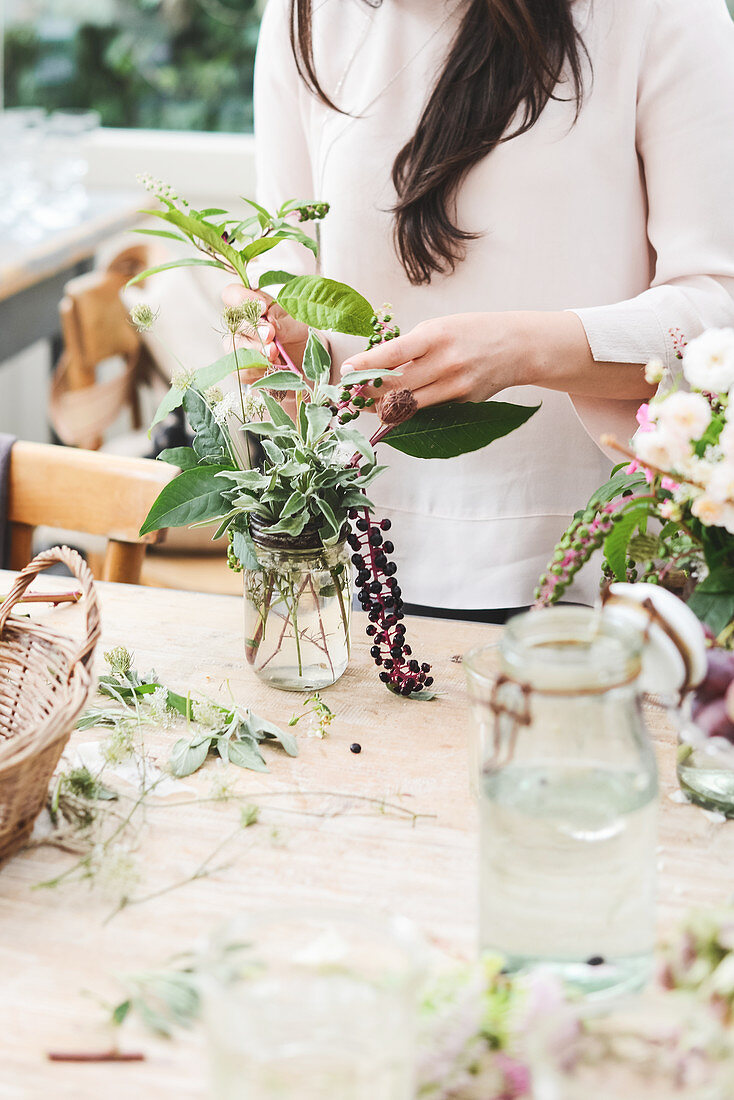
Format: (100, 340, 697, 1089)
(6, 442, 177, 584)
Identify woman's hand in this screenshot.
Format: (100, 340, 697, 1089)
(341, 311, 653, 408)
(341, 313, 536, 409)
(222, 284, 309, 379)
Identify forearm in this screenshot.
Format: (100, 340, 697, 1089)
(520, 311, 655, 401)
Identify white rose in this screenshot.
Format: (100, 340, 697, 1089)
(655, 391, 712, 443)
(708, 461, 734, 505)
(691, 494, 728, 527)
(723, 504, 734, 535)
(676, 453, 714, 488)
(634, 426, 690, 471)
(682, 328, 734, 394)
(720, 420, 734, 459)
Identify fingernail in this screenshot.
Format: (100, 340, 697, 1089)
(340, 362, 353, 375)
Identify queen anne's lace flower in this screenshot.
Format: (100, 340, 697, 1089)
(212, 391, 242, 424)
(91, 842, 140, 899)
(171, 367, 196, 391)
(683, 328, 734, 394)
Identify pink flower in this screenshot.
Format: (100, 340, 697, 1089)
(495, 1053, 532, 1098)
(636, 403, 655, 432)
(661, 476, 680, 491)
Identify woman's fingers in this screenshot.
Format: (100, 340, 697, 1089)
(222, 284, 272, 310)
(341, 329, 429, 377)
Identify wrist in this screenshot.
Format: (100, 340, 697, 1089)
(518, 311, 587, 389)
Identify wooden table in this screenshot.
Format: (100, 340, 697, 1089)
(0, 190, 147, 363)
(0, 575, 731, 1098)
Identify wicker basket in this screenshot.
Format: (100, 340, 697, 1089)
(0, 546, 100, 864)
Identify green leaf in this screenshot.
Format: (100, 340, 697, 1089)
(313, 496, 339, 538)
(228, 737, 268, 772)
(183, 388, 231, 465)
(132, 227, 189, 244)
(112, 1000, 132, 1026)
(150, 383, 185, 431)
(259, 391, 296, 429)
(603, 505, 649, 582)
(282, 490, 307, 518)
(242, 237, 281, 262)
(258, 270, 296, 289)
(247, 712, 299, 756)
(170, 736, 213, 777)
(305, 402, 332, 444)
(588, 469, 648, 508)
(233, 527, 260, 571)
(139, 465, 231, 535)
(303, 331, 331, 383)
(251, 371, 307, 392)
(126, 257, 228, 287)
(688, 590, 734, 636)
(340, 367, 400, 386)
(157, 447, 198, 470)
(263, 512, 309, 537)
(381, 400, 540, 460)
(277, 276, 375, 337)
(331, 427, 374, 463)
(196, 349, 269, 391)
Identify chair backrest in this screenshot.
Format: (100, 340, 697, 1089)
(6, 442, 177, 584)
(51, 245, 156, 451)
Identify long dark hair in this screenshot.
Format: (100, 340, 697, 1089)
(289, 0, 589, 285)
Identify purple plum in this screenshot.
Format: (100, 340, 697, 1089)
(691, 697, 734, 744)
(696, 648, 734, 702)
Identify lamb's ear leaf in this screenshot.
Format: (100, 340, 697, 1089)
(302, 331, 331, 383)
(276, 275, 374, 337)
(379, 400, 540, 460)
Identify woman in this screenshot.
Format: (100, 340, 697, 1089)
(229, 0, 734, 621)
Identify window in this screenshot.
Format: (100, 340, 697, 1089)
(3, 0, 263, 133)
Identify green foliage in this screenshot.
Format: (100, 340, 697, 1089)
(603, 505, 650, 582)
(139, 463, 233, 536)
(382, 400, 540, 460)
(275, 276, 375, 337)
(4, 2, 262, 133)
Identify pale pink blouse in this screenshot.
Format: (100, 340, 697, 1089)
(252, 0, 734, 608)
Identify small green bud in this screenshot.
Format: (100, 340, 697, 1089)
(373, 378, 383, 389)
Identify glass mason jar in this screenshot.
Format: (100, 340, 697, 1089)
(203, 908, 425, 1100)
(677, 699, 734, 815)
(464, 607, 659, 1000)
(244, 518, 351, 691)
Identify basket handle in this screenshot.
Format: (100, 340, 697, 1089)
(0, 545, 101, 670)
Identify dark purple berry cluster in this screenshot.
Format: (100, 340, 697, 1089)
(347, 508, 433, 697)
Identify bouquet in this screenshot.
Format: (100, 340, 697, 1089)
(536, 328, 734, 646)
(132, 178, 539, 695)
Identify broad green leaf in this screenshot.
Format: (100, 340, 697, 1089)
(303, 331, 331, 383)
(233, 527, 260, 571)
(228, 737, 268, 772)
(242, 237, 280, 262)
(258, 269, 296, 289)
(261, 439, 286, 466)
(688, 590, 734, 636)
(126, 256, 228, 287)
(305, 402, 332, 444)
(603, 505, 649, 582)
(277, 276, 375, 337)
(183, 388, 231, 465)
(251, 370, 307, 392)
(132, 227, 189, 244)
(157, 446, 198, 470)
(196, 349, 269, 391)
(139, 465, 231, 535)
(381, 400, 540, 460)
(170, 736, 212, 777)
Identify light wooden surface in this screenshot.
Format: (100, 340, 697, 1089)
(0, 574, 731, 1099)
(7, 443, 178, 582)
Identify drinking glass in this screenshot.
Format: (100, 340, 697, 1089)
(203, 908, 425, 1099)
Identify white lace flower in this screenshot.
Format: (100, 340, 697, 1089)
(242, 390, 267, 423)
(212, 391, 242, 424)
(129, 303, 158, 333)
(683, 329, 734, 394)
(655, 391, 712, 444)
(148, 685, 171, 726)
(91, 842, 140, 899)
(171, 367, 196, 391)
(192, 700, 224, 729)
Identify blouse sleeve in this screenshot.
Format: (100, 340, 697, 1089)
(571, 0, 734, 370)
(253, 0, 318, 279)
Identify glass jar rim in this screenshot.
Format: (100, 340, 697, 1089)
(465, 606, 643, 694)
(249, 514, 347, 552)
